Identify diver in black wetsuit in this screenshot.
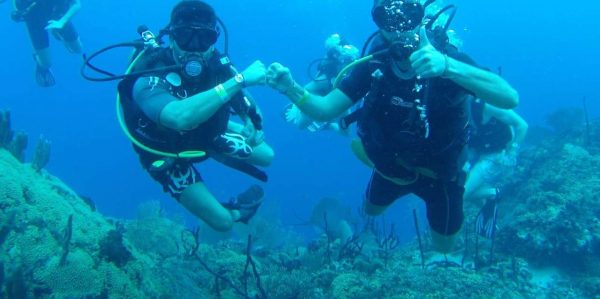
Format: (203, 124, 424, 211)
(266, 0, 519, 253)
(11, 0, 83, 87)
(118, 0, 273, 231)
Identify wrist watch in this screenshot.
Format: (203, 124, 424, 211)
(234, 73, 246, 87)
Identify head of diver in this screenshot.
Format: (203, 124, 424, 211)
(324, 34, 359, 66)
(372, 0, 426, 78)
(168, 0, 220, 79)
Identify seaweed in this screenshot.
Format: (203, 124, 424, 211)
(242, 235, 267, 299)
(60, 215, 73, 266)
(31, 135, 51, 171)
(0, 110, 13, 147)
(337, 234, 364, 263)
(181, 226, 201, 257)
(412, 209, 425, 270)
(373, 218, 400, 268)
(99, 222, 132, 267)
(7, 131, 28, 162)
(192, 234, 268, 299)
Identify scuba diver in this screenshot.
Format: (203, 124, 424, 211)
(282, 34, 359, 134)
(10, 0, 83, 87)
(465, 98, 528, 239)
(84, 0, 274, 231)
(266, 0, 519, 253)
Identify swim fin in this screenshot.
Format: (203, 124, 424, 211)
(475, 191, 499, 239)
(223, 185, 265, 224)
(35, 65, 56, 87)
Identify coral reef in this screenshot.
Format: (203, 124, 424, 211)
(31, 135, 51, 171)
(2, 112, 600, 298)
(0, 110, 52, 169)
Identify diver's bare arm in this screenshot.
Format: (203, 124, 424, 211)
(160, 78, 243, 131)
(445, 58, 519, 109)
(486, 105, 529, 144)
(284, 83, 354, 122)
(60, 0, 81, 23)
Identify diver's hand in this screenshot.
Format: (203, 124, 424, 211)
(284, 104, 304, 126)
(266, 63, 295, 94)
(241, 116, 265, 145)
(410, 27, 447, 79)
(241, 60, 267, 86)
(45, 19, 66, 30)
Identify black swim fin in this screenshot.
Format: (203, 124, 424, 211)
(475, 191, 499, 239)
(223, 185, 265, 224)
(35, 65, 56, 87)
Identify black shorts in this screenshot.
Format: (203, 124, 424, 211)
(23, 9, 79, 50)
(137, 152, 204, 200)
(365, 171, 465, 236)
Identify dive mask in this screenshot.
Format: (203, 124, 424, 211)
(171, 25, 219, 52)
(372, 0, 424, 32)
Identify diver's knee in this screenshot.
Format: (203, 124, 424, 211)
(209, 217, 234, 232)
(252, 145, 274, 167)
(65, 38, 83, 54)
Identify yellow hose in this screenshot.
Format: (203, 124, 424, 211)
(116, 49, 206, 159)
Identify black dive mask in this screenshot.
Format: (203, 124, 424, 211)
(372, 0, 424, 33)
(171, 25, 218, 52)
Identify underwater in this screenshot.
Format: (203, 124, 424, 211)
(1, 0, 599, 297)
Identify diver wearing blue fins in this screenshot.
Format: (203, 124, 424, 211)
(465, 98, 528, 239)
(83, 0, 273, 231)
(10, 0, 83, 87)
(266, 0, 519, 253)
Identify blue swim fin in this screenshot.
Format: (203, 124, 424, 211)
(475, 191, 499, 239)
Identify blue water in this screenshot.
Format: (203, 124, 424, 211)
(1, 0, 598, 239)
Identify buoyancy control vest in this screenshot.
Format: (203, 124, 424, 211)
(117, 47, 235, 160)
(357, 41, 471, 180)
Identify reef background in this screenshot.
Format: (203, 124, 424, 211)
(1, 111, 598, 298)
(1, 0, 600, 297)
(0, 0, 599, 226)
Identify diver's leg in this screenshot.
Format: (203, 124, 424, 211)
(418, 177, 464, 254)
(179, 182, 238, 232)
(247, 141, 274, 167)
(363, 171, 411, 216)
(463, 159, 493, 205)
(24, 17, 55, 87)
(57, 21, 83, 54)
(140, 155, 238, 231)
(34, 47, 52, 69)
